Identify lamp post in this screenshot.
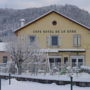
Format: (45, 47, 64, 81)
(69, 68, 73, 90)
(70, 76, 73, 90)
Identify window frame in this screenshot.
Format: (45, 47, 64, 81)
(3, 56, 8, 63)
(29, 35, 36, 43)
(73, 34, 81, 47)
(51, 35, 59, 47)
(70, 56, 84, 67)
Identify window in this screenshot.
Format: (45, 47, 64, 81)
(29, 36, 36, 43)
(55, 58, 61, 69)
(0, 39, 2, 42)
(49, 57, 61, 70)
(3, 56, 8, 63)
(71, 56, 84, 67)
(52, 20, 57, 25)
(64, 57, 68, 64)
(51, 36, 58, 46)
(73, 34, 81, 47)
(48, 36, 61, 47)
(78, 59, 83, 67)
(72, 59, 76, 67)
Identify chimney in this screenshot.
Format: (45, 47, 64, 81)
(20, 19, 25, 27)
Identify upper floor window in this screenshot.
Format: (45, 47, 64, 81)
(3, 56, 8, 63)
(29, 36, 36, 43)
(73, 34, 81, 47)
(48, 35, 61, 47)
(51, 36, 58, 46)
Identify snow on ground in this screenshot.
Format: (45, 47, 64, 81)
(1, 79, 90, 90)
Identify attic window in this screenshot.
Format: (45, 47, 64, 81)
(52, 20, 57, 25)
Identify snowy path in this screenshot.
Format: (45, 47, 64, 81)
(1, 79, 90, 90)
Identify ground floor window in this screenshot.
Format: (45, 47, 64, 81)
(3, 56, 8, 63)
(48, 55, 84, 72)
(49, 56, 61, 71)
(70, 56, 84, 67)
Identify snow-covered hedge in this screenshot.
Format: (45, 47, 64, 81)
(81, 66, 90, 73)
(81, 66, 90, 70)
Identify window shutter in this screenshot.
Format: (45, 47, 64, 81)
(27, 36, 30, 44)
(35, 36, 40, 47)
(47, 36, 51, 46)
(73, 34, 81, 47)
(77, 35, 81, 46)
(58, 36, 61, 46)
(35, 36, 37, 42)
(73, 35, 77, 46)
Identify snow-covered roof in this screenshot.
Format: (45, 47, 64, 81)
(14, 10, 90, 33)
(0, 42, 6, 51)
(40, 49, 85, 52)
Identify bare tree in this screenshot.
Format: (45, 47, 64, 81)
(3, 35, 48, 75)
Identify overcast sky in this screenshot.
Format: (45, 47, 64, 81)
(0, 0, 90, 13)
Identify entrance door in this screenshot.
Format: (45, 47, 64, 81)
(70, 56, 84, 67)
(49, 56, 61, 71)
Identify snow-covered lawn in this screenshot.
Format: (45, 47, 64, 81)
(1, 79, 90, 90)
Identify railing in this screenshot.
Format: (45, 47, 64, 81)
(0, 63, 10, 73)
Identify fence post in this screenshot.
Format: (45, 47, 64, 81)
(9, 73, 11, 85)
(70, 76, 73, 90)
(0, 78, 1, 90)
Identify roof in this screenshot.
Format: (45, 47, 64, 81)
(0, 42, 6, 51)
(14, 10, 90, 33)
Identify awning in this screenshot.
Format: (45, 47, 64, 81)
(40, 49, 86, 52)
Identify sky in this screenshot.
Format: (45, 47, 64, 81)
(0, 0, 90, 13)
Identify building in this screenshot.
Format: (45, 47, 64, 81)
(15, 10, 90, 70)
(0, 42, 11, 64)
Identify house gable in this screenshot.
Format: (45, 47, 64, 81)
(15, 10, 90, 35)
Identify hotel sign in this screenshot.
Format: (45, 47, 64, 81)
(33, 30, 76, 33)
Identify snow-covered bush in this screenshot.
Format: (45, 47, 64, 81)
(81, 66, 90, 73)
